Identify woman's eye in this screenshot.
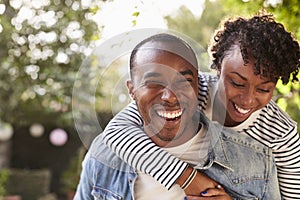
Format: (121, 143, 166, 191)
(231, 80, 244, 87)
(258, 88, 270, 93)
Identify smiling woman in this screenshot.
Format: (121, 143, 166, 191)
(213, 44, 276, 127)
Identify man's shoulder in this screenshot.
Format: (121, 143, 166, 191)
(87, 134, 128, 169)
(220, 126, 271, 154)
(208, 121, 272, 158)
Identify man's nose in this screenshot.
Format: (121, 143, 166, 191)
(161, 87, 178, 103)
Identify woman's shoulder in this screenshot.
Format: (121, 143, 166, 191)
(262, 100, 297, 126)
(250, 100, 298, 140)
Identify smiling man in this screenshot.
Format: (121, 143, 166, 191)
(126, 37, 200, 147)
(74, 33, 281, 200)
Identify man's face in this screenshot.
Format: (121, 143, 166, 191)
(127, 48, 199, 147)
(216, 45, 276, 126)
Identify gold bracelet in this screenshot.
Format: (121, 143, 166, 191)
(181, 168, 197, 190)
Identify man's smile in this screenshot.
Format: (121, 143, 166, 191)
(156, 109, 183, 121)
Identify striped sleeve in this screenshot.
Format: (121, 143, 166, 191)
(243, 100, 300, 199)
(198, 73, 217, 111)
(102, 102, 188, 189)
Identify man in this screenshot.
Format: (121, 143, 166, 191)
(74, 33, 280, 199)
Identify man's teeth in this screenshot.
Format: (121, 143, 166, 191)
(234, 104, 251, 114)
(157, 110, 182, 119)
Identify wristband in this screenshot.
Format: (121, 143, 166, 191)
(181, 168, 197, 190)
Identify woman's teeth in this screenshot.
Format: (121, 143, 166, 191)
(234, 103, 251, 114)
(157, 110, 182, 120)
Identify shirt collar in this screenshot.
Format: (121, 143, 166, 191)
(197, 112, 234, 171)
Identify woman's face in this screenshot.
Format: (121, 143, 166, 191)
(216, 45, 277, 126)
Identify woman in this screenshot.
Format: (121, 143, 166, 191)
(102, 13, 300, 199)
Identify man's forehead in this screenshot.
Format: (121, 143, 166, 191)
(136, 41, 198, 67)
(134, 64, 196, 80)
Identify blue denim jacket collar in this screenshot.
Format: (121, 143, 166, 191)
(194, 112, 233, 171)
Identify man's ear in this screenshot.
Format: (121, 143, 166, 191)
(217, 62, 222, 76)
(126, 80, 135, 100)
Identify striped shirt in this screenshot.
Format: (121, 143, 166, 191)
(103, 73, 300, 199)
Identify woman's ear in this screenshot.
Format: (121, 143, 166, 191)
(126, 80, 135, 100)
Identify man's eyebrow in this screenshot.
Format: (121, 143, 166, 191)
(180, 70, 194, 76)
(143, 72, 161, 79)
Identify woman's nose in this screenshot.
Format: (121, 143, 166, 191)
(239, 90, 256, 106)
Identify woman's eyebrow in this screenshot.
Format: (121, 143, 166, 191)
(230, 71, 247, 80)
(230, 71, 274, 84)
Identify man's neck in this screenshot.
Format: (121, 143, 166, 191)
(148, 120, 201, 148)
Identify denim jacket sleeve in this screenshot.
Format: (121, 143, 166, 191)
(74, 151, 94, 200)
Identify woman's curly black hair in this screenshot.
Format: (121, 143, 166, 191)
(209, 12, 300, 84)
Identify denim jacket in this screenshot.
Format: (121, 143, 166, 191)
(74, 117, 281, 200)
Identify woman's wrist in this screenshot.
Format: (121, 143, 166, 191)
(176, 166, 194, 187)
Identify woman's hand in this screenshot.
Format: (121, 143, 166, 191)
(186, 185, 232, 200)
(182, 169, 218, 196)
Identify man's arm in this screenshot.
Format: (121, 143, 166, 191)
(74, 152, 94, 200)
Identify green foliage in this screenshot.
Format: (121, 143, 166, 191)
(0, 169, 10, 198)
(0, 0, 100, 127)
(217, 0, 300, 36)
(5, 169, 51, 200)
(61, 147, 86, 194)
(165, 1, 226, 50)
(165, 1, 227, 72)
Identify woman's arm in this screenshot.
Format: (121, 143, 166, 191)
(250, 100, 300, 199)
(273, 128, 300, 199)
(103, 102, 188, 189)
(102, 102, 218, 192)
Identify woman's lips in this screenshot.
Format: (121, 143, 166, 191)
(233, 103, 251, 115)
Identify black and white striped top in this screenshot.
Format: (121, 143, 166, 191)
(103, 73, 300, 200)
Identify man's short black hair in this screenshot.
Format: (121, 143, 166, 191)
(129, 33, 198, 78)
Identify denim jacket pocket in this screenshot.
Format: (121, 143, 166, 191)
(92, 186, 123, 200)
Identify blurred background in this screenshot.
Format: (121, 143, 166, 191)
(0, 0, 299, 199)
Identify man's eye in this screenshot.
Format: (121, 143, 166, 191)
(175, 79, 193, 88)
(178, 78, 194, 83)
(144, 81, 165, 88)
